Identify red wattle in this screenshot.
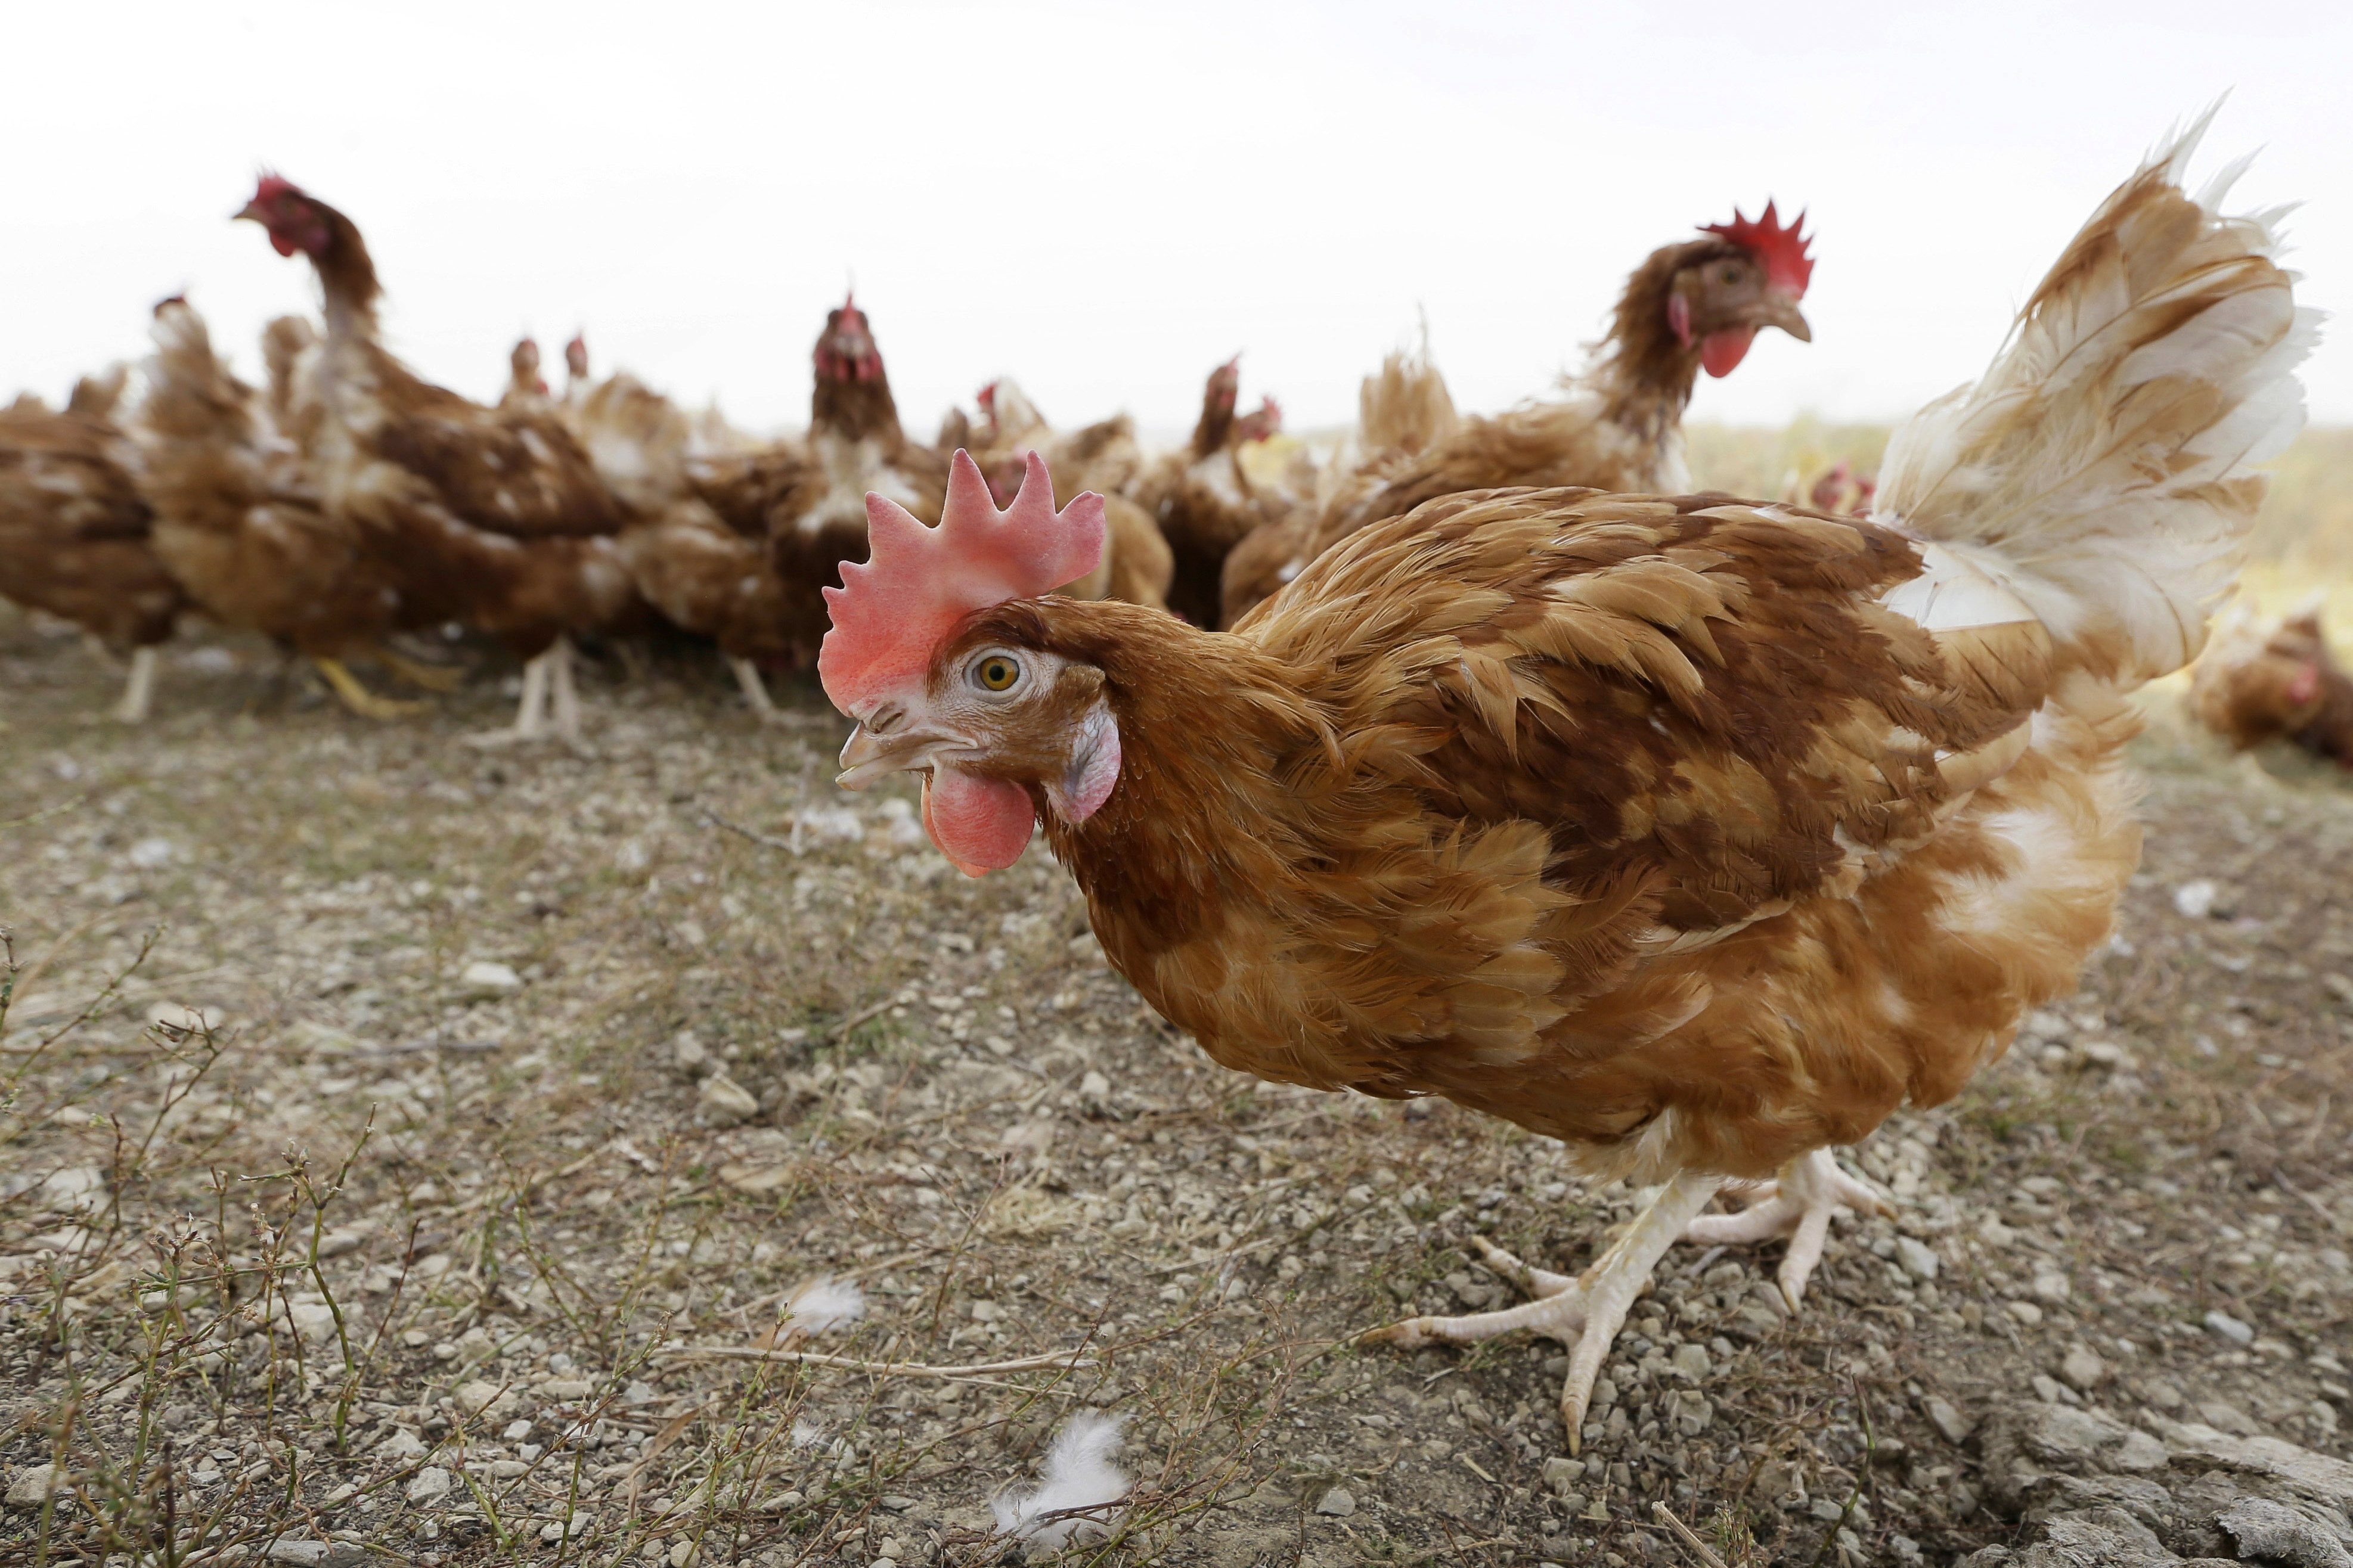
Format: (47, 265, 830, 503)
(920, 768, 1035, 877)
(1700, 327, 1756, 378)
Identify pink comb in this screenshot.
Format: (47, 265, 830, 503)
(819, 449, 1105, 718)
(1701, 201, 1814, 297)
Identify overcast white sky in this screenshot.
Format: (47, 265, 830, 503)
(4, 1, 2348, 439)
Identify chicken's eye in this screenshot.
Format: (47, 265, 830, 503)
(971, 653, 1023, 693)
(1720, 265, 1745, 285)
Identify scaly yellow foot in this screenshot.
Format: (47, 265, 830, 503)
(314, 657, 425, 721)
(371, 646, 465, 693)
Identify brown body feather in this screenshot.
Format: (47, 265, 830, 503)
(0, 392, 185, 650)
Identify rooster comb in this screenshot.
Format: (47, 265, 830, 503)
(818, 450, 1106, 716)
(1701, 201, 1814, 297)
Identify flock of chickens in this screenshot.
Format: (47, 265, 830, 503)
(3, 125, 2338, 1452)
(0, 175, 1821, 741)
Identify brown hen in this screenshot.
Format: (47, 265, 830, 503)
(1131, 356, 1286, 626)
(1220, 206, 1815, 627)
(2190, 606, 2353, 766)
(0, 372, 185, 720)
(237, 176, 646, 743)
(820, 122, 2312, 1446)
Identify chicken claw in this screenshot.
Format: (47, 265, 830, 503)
(1682, 1148, 1891, 1312)
(1362, 1172, 1721, 1452)
(371, 645, 465, 693)
(314, 656, 425, 721)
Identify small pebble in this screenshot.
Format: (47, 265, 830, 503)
(2205, 1309, 2255, 1346)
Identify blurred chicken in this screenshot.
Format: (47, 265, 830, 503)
(500, 337, 553, 414)
(1790, 457, 1876, 518)
(963, 379, 1172, 611)
(1131, 357, 1286, 625)
(765, 296, 947, 606)
(0, 370, 185, 719)
(564, 343, 818, 715)
(1222, 207, 1815, 626)
(822, 123, 2311, 1446)
(237, 176, 645, 743)
(1220, 343, 1453, 626)
(139, 296, 443, 718)
(2191, 604, 2353, 765)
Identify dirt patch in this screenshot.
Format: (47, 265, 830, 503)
(0, 612, 2347, 1567)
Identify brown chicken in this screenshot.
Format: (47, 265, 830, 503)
(768, 296, 948, 606)
(0, 371, 185, 721)
(138, 296, 442, 718)
(820, 125, 2309, 1445)
(964, 379, 1174, 611)
(563, 343, 820, 715)
(237, 176, 644, 743)
(2190, 606, 2353, 766)
(1132, 357, 1286, 626)
(1220, 206, 1815, 627)
(501, 337, 553, 414)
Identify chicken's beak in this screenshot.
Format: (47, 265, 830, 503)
(233, 201, 266, 225)
(837, 720, 969, 791)
(1757, 290, 1812, 343)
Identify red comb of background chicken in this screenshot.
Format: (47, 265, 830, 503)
(819, 450, 1105, 717)
(252, 173, 303, 206)
(1701, 201, 1814, 297)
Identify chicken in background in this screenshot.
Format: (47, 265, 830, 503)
(0, 369, 185, 721)
(1131, 356, 1287, 626)
(139, 296, 449, 718)
(1219, 341, 1453, 626)
(1790, 457, 1876, 517)
(767, 294, 948, 607)
(237, 176, 647, 744)
(563, 337, 819, 716)
(820, 122, 2311, 1446)
(500, 336, 553, 414)
(1220, 206, 1815, 627)
(961, 378, 1173, 611)
(2191, 604, 2353, 766)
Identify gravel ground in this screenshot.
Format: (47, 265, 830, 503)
(1, 611, 2348, 1568)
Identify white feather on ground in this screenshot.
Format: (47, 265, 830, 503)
(990, 1411, 1130, 1557)
(781, 1275, 865, 1335)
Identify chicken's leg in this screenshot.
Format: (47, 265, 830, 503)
(728, 654, 781, 721)
(466, 651, 550, 746)
(113, 645, 159, 724)
(314, 657, 425, 721)
(1682, 1147, 1890, 1311)
(1365, 1172, 1720, 1451)
(547, 635, 582, 743)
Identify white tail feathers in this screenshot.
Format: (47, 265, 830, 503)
(1873, 108, 2318, 685)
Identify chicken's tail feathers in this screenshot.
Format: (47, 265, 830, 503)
(1357, 339, 1458, 462)
(1871, 108, 2319, 685)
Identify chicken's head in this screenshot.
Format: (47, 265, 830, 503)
(565, 333, 590, 383)
(235, 175, 332, 260)
(1205, 356, 1241, 417)
(1670, 203, 1815, 377)
(511, 337, 545, 395)
(815, 294, 886, 384)
(1233, 395, 1283, 445)
(823, 450, 1111, 877)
